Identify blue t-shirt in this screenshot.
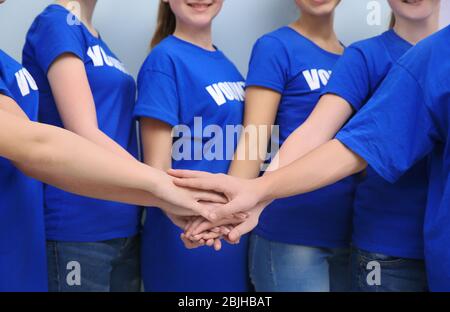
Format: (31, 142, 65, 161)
(246, 27, 356, 248)
(134, 35, 248, 291)
(324, 30, 428, 259)
(336, 25, 450, 291)
(0, 50, 47, 291)
(22, 4, 140, 242)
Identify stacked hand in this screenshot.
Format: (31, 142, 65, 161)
(167, 169, 272, 250)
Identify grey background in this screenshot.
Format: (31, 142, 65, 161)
(0, 0, 448, 77)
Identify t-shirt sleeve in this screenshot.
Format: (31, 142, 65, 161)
(30, 12, 85, 74)
(133, 61, 179, 127)
(245, 35, 289, 93)
(322, 46, 371, 111)
(336, 64, 438, 183)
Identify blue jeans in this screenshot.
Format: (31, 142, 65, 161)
(350, 247, 428, 292)
(46, 235, 141, 292)
(249, 233, 351, 292)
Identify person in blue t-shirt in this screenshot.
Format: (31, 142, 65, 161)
(133, 0, 248, 292)
(256, 0, 440, 292)
(225, 0, 355, 292)
(0, 0, 223, 292)
(22, 0, 140, 292)
(177, 0, 441, 292)
(170, 24, 450, 292)
(19, 0, 222, 292)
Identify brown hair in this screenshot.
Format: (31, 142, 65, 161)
(389, 12, 396, 29)
(151, 1, 176, 49)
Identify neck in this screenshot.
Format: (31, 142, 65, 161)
(293, 11, 336, 41)
(173, 22, 214, 51)
(394, 12, 440, 45)
(56, 0, 97, 28)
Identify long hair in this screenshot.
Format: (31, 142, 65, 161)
(389, 12, 396, 29)
(150, 1, 176, 49)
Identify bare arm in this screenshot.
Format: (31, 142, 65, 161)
(266, 94, 353, 172)
(141, 118, 173, 171)
(260, 139, 367, 200)
(140, 118, 205, 227)
(140, 117, 229, 247)
(0, 94, 216, 218)
(170, 140, 367, 218)
(47, 54, 135, 161)
(228, 87, 280, 178)
(169, 139, 367, 239)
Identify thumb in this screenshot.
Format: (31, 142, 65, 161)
(228, 218, 257, 242)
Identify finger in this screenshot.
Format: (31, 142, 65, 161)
(214, 239, 222, 251)
(173, 177, 224, 195)
(194, 190, 228, 204)
(168, 169, 213, 179)
(186, 217, 207, 238)
(218, 226, 231, 236)
(192, 220, 219, 236)
(180, 233, 203, 249)
(234, 212, 249, 219)
(209, 200, 250, 221)
(184, 218, 194, 232)
(206, 239, 215, 247)
(228, 219, 257, 243)
(196, 231, 222, 241)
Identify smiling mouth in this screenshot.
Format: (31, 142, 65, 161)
(402, 0, 423, 5)
(187, 2, 213, 10)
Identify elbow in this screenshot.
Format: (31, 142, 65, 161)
(14, 124, 59, 178)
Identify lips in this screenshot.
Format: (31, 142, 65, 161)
(187, 1, 213, 12)
(402, 0, 423, 5)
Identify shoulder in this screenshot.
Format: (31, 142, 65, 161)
(254, 27, 294, 51)
(137, 38, 179, 83)
(347, 32, 387, 56)
(397, 26, 450, 88)
(26, 5, 84, 41)
(140, 38, 177, 72)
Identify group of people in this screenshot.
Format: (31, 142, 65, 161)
(1, 0, 449, 293)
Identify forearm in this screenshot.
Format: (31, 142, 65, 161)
(230, 86, 280, 179)
(257, 139, 367, 201)
(77, 127, 137, 161)
(266, 95, 353, 172)
(266, 120, 334, 173)
(14, 120, 165, 206)
(228, 137, 266, 179)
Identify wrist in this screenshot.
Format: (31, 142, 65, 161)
(253, 175, 276, 204)
(140, 164, 168, 205)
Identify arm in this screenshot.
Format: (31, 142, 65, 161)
(141, 118, 173, 171)
(47, 54, 135, 161)
(0, 94, 218, 218)
(140, 118, 186, 226)
(266, 94, 353, 172)
(170, 139, 366, 239)
(228, 87, 280, 179)
(260, 139, 366, 200)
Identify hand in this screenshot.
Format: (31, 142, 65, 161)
(181, 213, 248, 251)
(153, 171, 228, 220)
(185, 203, 266, 245)
(165, 213, 225, 250)
(168, 169, 270, 221)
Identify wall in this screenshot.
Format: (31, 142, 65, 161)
(1, 0, 447, 77)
